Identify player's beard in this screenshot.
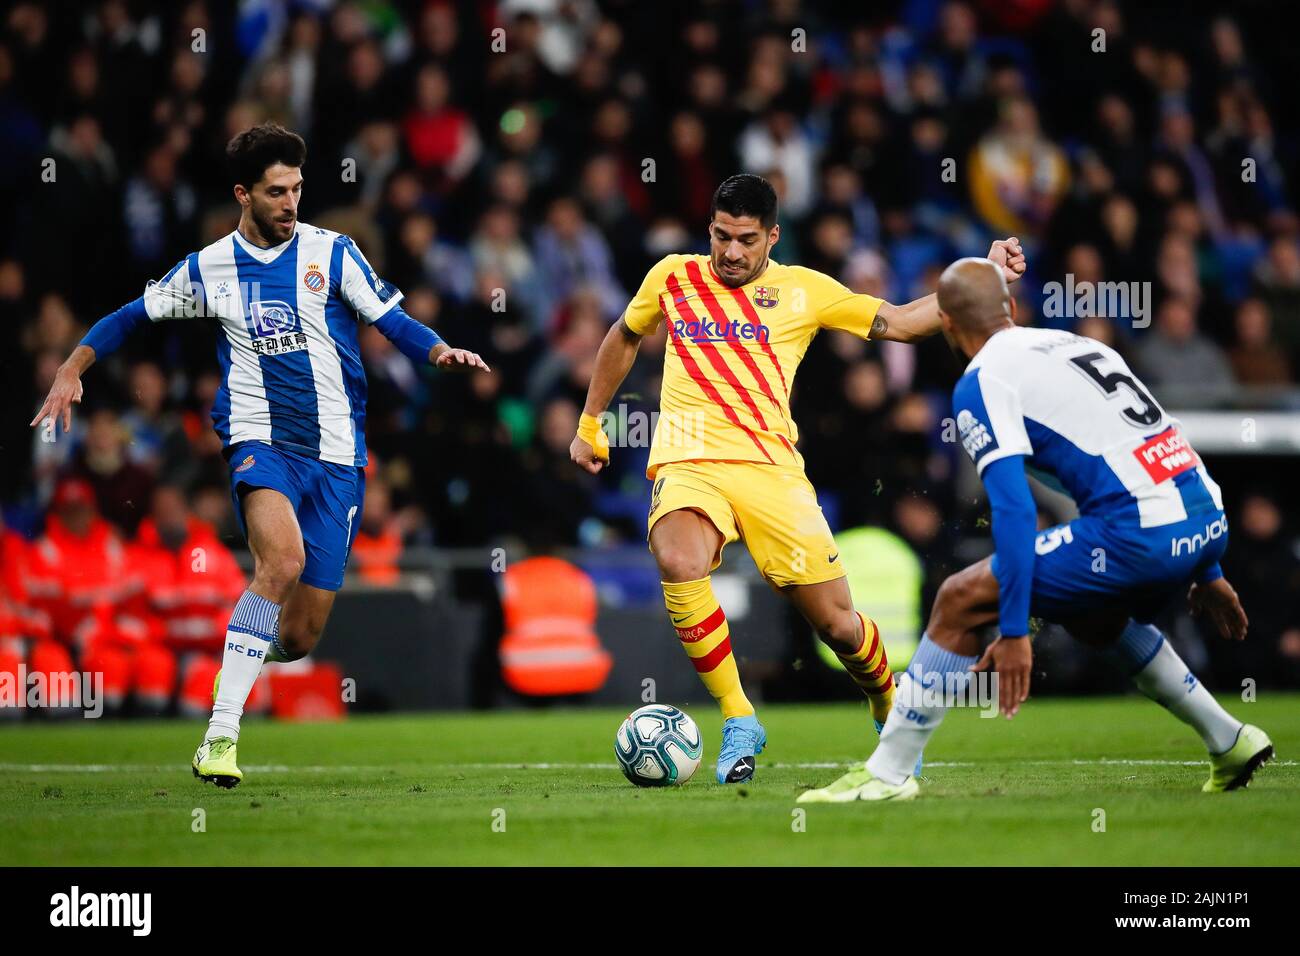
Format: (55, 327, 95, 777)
(713, 252, 768, 289)
(250, 206, 294, 246)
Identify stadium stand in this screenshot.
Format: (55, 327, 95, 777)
(2, 0, 1299, 715)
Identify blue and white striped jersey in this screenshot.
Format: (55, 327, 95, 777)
(143, 223, 400, 467)
(952, 327, 1223, 528)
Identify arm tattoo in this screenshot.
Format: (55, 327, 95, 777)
(869, 314, 888, 339)
(618, 316, 643, 341)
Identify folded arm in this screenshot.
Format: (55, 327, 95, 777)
(869, 237, 1026, 343)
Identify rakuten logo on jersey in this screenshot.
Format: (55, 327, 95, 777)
(1133, 427, 1198, 483)
(671, 317, 771, 343)
(957, 409, 996, 462)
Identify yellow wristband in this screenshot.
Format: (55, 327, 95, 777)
(577, 413, 610, 461)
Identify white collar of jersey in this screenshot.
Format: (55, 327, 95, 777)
(232, 224, 298, 264)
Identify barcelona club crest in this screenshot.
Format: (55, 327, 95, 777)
(752, 286, 779, 309)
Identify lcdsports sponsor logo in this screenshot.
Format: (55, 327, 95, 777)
(671, 317, 770, 344)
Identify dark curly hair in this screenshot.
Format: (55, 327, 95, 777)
(710, 174, 779, 230)
(226, 123, 307, 189)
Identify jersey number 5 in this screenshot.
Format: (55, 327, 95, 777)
(1069, 352, 1161, 428)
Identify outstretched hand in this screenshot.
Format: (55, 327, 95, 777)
(987, 237, 1027, 285)
(434, 348, 490, 373)
(30, 365, 83, 435)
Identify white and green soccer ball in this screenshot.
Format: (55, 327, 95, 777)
(615, 704, 703, 787)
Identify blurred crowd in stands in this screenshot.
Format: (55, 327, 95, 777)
(2, 0, 1299, 709)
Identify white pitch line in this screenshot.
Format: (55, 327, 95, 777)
(0, 763, 384, 773)
(0, 759, 1294, 773)
(349, 759, 1297, 770)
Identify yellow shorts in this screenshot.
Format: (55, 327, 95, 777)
(647, 460, 846, 588)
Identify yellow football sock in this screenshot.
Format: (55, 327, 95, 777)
(662, 577, 754, 719)
(837, 611, 895, 723)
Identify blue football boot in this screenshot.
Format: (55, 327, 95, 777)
(716, 715, 767, 783)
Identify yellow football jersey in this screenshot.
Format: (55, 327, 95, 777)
(623, 254, 884, 477)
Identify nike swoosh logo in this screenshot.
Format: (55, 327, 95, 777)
(828, 553, 839, 563)
(670, 614, 691, 625)
(673, 292, 698, 304)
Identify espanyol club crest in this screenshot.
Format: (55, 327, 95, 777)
(752, 286, 779, 308)
(303, 265, 326, 293)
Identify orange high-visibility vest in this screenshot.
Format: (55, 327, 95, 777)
(351, 525, 402, 586)
(499, 557, 612, 696)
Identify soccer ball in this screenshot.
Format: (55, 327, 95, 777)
(614, 704, 703, 787)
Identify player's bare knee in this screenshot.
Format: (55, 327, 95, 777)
(929, 575, 959, 616)
(947, 564, 990, 610)
(946, 567, 982, 604)
(813, 610, 860, 656)
(927, 576, 971, 645)
(654, 545, 709, 584)
(254, 549, 305, 598)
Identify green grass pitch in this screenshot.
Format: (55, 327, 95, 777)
(1, 695, 1297, 866)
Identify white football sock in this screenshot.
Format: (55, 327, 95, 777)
(206, 590, 281, 743)
(867, 635, 977, 785)
(1113, 622, 1242, 755)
